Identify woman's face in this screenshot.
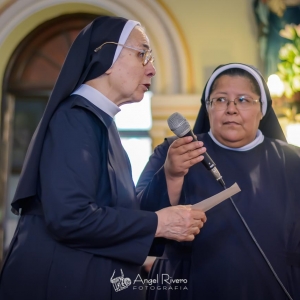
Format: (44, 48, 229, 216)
(105, 26, 156, 106)
(207, 75, 263, 148)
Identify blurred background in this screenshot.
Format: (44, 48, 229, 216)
(0, 0, 300, 263)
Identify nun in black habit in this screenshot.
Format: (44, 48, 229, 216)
(0, 16, 207, 300)
(136, 63, 300, 300)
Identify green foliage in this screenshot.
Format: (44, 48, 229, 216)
(277, 24, 300, 99)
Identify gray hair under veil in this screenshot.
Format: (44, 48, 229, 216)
(193, 63, 287, 142)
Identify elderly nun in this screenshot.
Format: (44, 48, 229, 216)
(0, 16, 206, 300)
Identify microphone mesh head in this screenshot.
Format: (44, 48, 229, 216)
(167, 112, 191, 137)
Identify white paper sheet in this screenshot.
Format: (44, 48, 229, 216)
(192, 183, 241, 212)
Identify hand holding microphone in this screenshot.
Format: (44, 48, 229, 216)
(164, 134, 206, 179)
(163, 115, 208, 205)
(167, 112, 225, 187)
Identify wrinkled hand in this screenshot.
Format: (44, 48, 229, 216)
(155, 205, 207, 242)
(164, 136, 206, 180)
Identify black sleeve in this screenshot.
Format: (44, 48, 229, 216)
(39, 106, 157, 265)
(136, 138, 174, 211)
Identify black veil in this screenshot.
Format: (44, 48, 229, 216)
(12, 16, 137, 214)
(193, 63, 286, 142)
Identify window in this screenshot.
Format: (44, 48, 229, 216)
(115, 91, 153, 184)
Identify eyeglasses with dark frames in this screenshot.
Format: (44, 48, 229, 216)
(206, 96, 261, 111)
(94, 42, 154, 66)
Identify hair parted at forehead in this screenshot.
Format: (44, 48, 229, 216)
(205, 63, 267, 116)
(209, 68, 261, 97)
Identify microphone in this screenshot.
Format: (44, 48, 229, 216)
(167, 112, 225, 187)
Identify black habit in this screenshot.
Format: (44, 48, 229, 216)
(137, 133, 300, 300)
(0, 16, 158, 300)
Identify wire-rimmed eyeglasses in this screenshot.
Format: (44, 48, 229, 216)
(94, 42, 154, 66)
(206, 96, 261, 111)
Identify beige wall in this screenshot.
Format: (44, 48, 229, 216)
(159, 0, 260, 93)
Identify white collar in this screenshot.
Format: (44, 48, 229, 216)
(208, 129, 264, 151)
(72, 84, 120, 118)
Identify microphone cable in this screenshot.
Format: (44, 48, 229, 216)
(222, 182, 293, 300)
